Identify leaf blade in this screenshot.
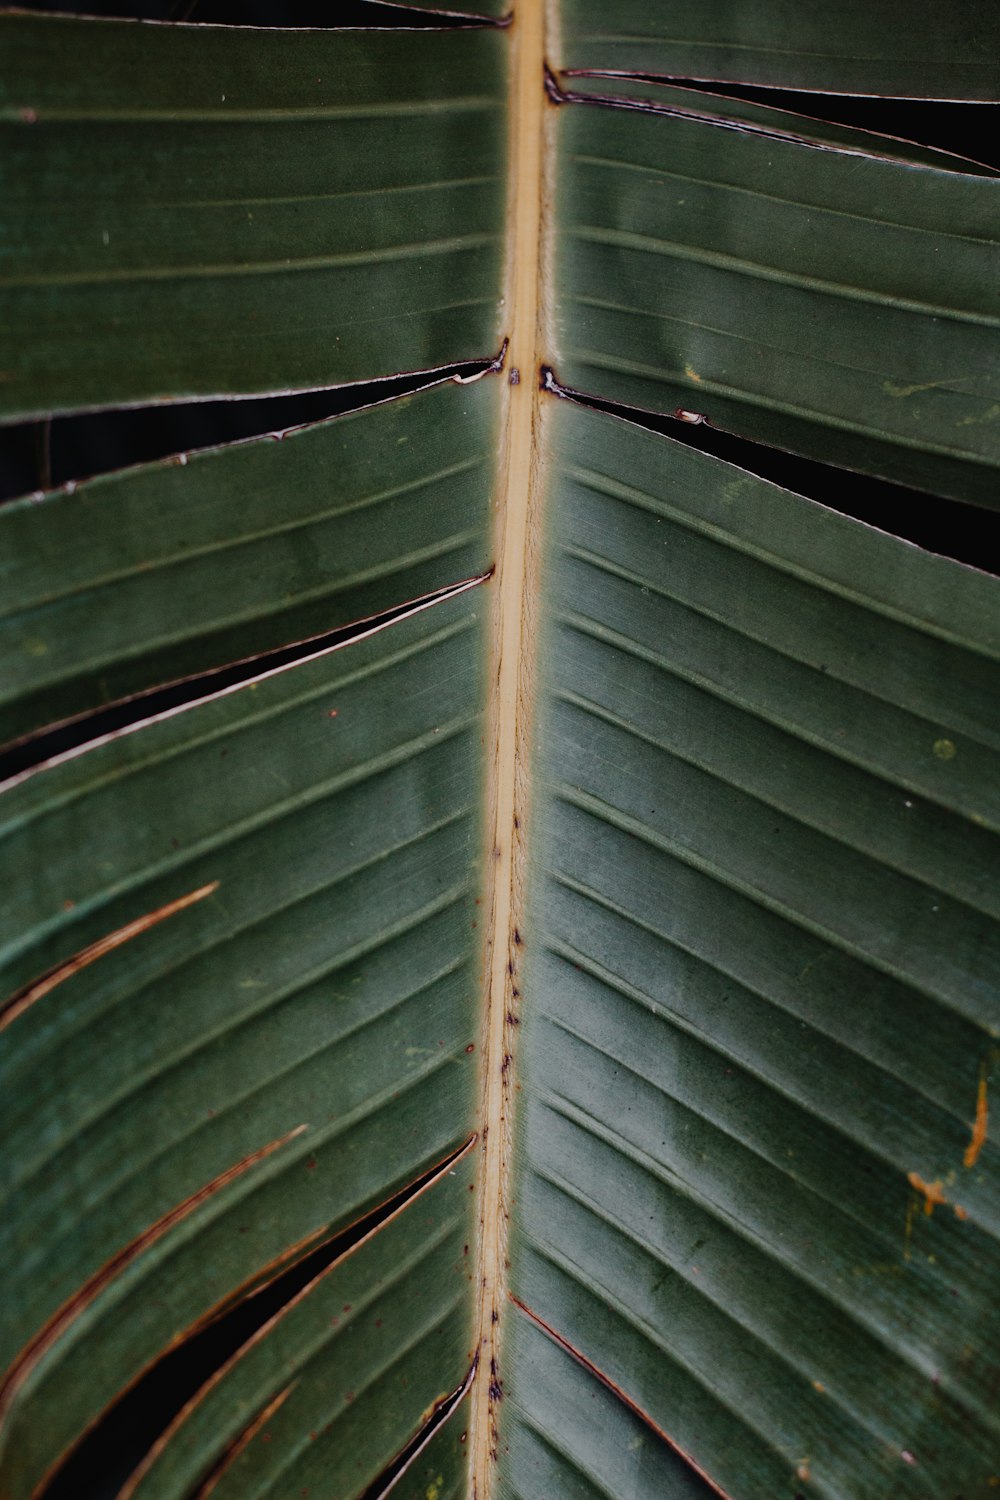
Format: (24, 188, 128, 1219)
(0, 593, 487, 1499)
(0, 379, 498, 748)
(0, 18, 507, 419)
(508, 398, 1000, 1500)
(558, 0, 1000, 100)
(551, 93, 1000, 504)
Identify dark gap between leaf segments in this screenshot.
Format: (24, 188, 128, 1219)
(39, 1143, 474, 1500)
(665, 79, 1000, 171)
(0, 360, 496, 506)
(5, 0, 494, 28)
(0, 572, 489, 786)
(542, 371, 1000, 577)
(355, 1364, 473, 1500)
(564, 74, 1000, 170)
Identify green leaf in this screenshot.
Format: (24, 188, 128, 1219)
(1, 8, 999, 1500)
(560, 73, 1000, 177)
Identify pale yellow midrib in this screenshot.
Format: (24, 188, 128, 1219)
(469, 3, 549, 1495)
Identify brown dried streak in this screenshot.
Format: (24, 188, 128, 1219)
(0, 881, 219, 1032)
(0, 1123, 307, 1436)
(113, 1133, 478, 1500)
(964, 1068, 989, 1169)
(190, 1382, 297, 1500)
(509, 1295, 735, 1500)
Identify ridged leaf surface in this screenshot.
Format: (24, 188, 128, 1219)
(127, 1158, 478, 1500)
(0, 17, 506, 419)
(2, 7, 999, 1500)
(507, 398, 1000, 1500)
(550, 83, 1000, 505)
(559, 0, 1000, 99)
(0, 380, 497, 747)
(0, 595, 486, 1499)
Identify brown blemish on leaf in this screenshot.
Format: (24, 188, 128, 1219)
(964, 1069, 989, 1168)
(0, 881, 219, 1032)
(0, 1123, 306, 1434)
(487, 1354, 504, 1404)
(908, 1172, 947, 1216)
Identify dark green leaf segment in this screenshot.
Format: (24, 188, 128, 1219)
(509, 399, 1000, 1499)
(561, 0, 1000, 99)
(553, 76, 1000, 507)
(0, 19, 507, 418)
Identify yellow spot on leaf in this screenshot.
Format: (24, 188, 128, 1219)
(883, 379, 939, 398)
(957, 403, 1000, 427)
(426, 1477, 444, 1500)
(684, 363, 703, 383)
(933, 738, 956, 761)
(964, 1070, 988, 1168)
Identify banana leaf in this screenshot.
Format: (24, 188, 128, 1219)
(1, 7, 997, 1499)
